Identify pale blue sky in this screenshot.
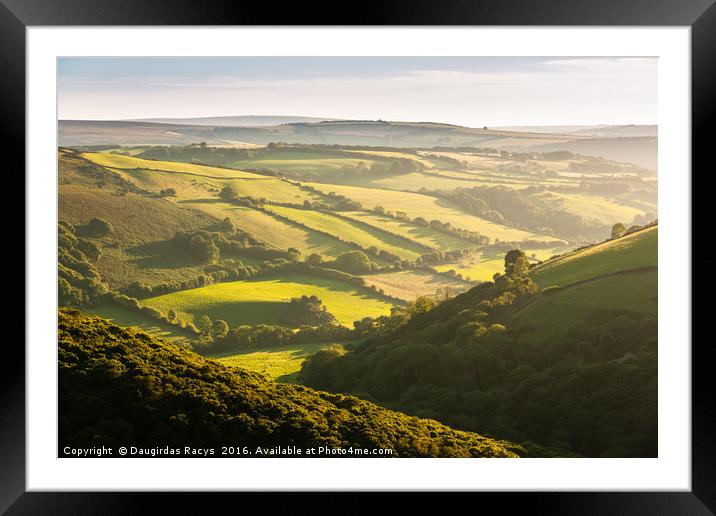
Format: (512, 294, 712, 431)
(58, 57, 657, 126)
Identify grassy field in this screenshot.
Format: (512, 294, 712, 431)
(531, 191, 647, 226)
(141, 274, 394, 328)
(182, 202, 357, 259)
(341, 211, 475, 251)
(82, 152, 264, 179)
(531, 226, 657, 288)
(344, 171, 543, 192)
(361, 270, 470, 301)
(223, 178, 322, 203)
(265, 205, 428, 260)
(212, 341, 348, 382)
(87, 302, 192, 343)
(512, 269, 657, 342)
(108, 166, 322, 204)
(306, 183, 557, 243)
(228, 148, 389, 176)
(434, 251, 507, 282)
(344, 149, 435, 168)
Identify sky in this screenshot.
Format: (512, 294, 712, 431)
(57, 57, 657, 127)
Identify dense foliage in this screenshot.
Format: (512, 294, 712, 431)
(280, 295, 337, 327)
(58, 221, 109, 307)
(300, 258, 657, 457)
(58, 309, 522, 458)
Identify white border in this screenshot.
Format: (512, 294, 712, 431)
(27, 27, 690, 491)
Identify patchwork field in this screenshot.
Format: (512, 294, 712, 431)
(344, 149, 435, 168)
(361, 270, 470, 301)
(340, 211, 475, 251)
(141, 274, 395, 328)
(228, 148, 390, 176)
(265, 205, 429, 260)
(183, 203, 357, 259)
(305, 183, 557, 243)
(531, 226, 657, 288)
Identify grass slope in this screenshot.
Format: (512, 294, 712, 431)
(533, 191, 647, 226)
(266, 205, 427, 260)
(82, 152, 264, 179)
(512, 269, 657, 342)
(179, 203, 356, 259)
(59, 309, 521, 457)
(141, 274, 394, 328)
(58, 185, 215, 244)
(531, 226, 657, 288)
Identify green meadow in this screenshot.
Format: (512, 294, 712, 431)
(531, 226, 657, 288)
(213, 341, 350, 382)
(228, 148, 390, 176)
(141, 274, 394, 328)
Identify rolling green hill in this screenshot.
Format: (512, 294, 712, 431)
(59, 308, 521, 458)
(530, 225, 657, 288)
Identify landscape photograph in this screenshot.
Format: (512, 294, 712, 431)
(57, 56, 658, 458)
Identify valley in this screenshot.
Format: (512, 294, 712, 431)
(58, 119, 658, 458)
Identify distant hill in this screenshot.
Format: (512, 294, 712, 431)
(126, 115, 340, 126)
(58, 308, 521, 458)
(58, 118, 657, 169)
(496, 125, 657, 138)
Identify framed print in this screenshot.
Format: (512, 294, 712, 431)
(5, 0, 715, 511)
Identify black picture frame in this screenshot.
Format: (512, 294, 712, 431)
(5, 0, 714, 512)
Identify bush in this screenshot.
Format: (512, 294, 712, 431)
(327, 251, 372, 275)
(280, 295, 337, 327)
(86, 217, 114, 237)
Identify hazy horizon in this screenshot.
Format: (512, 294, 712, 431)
(58, 57, 657, 127)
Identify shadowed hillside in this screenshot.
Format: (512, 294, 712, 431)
(58, 308, 522, 458)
